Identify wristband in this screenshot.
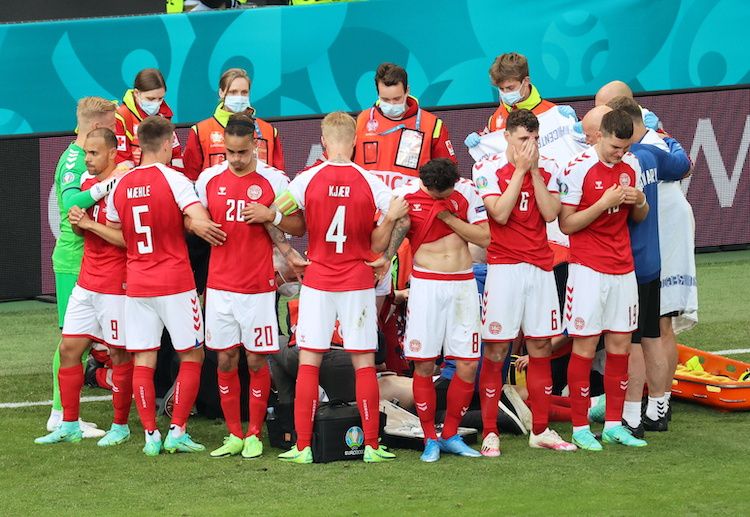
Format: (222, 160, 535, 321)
(636, 198, 647, 209)
(272, 210, 283, 226)
(90, 175, 118, 201)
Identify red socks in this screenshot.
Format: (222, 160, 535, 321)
(527, 355, 553, 435)
(132, 365, 157, 432)
(171, 361, 202, 428)
(294, 364, 319, 450)
(442, 375, 474, 439)
(604, 352, 629, 423)
(248, 364, 271, 438)
(111, 361, 133, 425)
(478, 357, 503, 437)
(567, 353, 593, 427)
(59, 365, 84, 422)
(412, 372, 438, 441)
(355, 366, 380, 448)
(218, 368, 243, 438)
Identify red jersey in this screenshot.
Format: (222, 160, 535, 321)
(472, 153, 560, 270)
(107, 163, 200, 297)
(286, 161, 392, 292)
(195, 161, 289, 294)
(559, 149, 642, 274)
(77, 174, 127, 295)
(392, 178, 487, 254)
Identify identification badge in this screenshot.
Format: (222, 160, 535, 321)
(364, 141, 378, 164)
(395, 129, 423, 169)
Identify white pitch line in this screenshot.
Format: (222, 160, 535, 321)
(0, 395, 112, 409)
(711, 348, 750, 356)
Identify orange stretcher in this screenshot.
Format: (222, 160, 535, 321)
(672, 344, 750, 411)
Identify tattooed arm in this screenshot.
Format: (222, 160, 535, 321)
(264, 223, 310, 281)
(366, 215, 411, 276)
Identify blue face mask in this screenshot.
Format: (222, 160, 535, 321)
(379, 100, 407, 119)
(139, 99, 162, 116)
(499, 87, 522, 106)
(224, 95, 250, 113)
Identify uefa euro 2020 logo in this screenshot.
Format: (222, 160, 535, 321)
(345, 426, 364, 450)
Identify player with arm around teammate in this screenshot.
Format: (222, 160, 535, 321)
(107, 116, 226, 456)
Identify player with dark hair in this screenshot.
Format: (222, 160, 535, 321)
(373, 158, 490, 462)
(194, 113, 301, 458)
(558, 110, 649, 451)
(107, 116, 225, 456)
(473, 109, 576, 454)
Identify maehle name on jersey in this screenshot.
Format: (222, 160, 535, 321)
(328, 185, 350, 198)
(126, 186, 151, 199)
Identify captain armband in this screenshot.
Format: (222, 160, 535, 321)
(275, 191, 300, 216)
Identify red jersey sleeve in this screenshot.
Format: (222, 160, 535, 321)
(182, 127, 204, 182)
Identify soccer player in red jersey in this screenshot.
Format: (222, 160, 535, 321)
(372, 158, 489, 463)
(107, 116, 226, 456)
(194, 113, 295, 459)
(266, 112, 405, 464)
(558, 109, 650, 451)
(472, 109, 576, 454)
(35, 128, 132, 447)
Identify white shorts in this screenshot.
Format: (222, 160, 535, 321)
(125, 290, 205, 352)
(205, 288, 279, 353)
(62, 285, 125, 348)
(296, 286, 377, 353)
(564, 264, 638, 337)
(482, 263, 562, 341)
(403, 269, 481, 361)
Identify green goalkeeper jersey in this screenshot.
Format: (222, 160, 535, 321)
(51, 142, 86, 274)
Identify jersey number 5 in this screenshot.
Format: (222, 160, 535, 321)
(132, 205, 154, 254)
(326, 205, 347, 254)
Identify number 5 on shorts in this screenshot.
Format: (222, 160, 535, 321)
(326, 205, 347, 254)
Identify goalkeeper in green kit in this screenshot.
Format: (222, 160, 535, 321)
(47, 97, 121, 436)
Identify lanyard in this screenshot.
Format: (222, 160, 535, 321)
(369, 107, 421, 135)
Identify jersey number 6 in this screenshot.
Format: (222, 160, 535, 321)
(326, 205, 347, 254)
(132, 205, 154, 254)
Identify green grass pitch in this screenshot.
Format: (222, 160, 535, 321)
(1, 251, 749, 515)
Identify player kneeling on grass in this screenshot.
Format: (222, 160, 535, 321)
(472, 109, 576, 454)
(195, 113, 304, 458)
(107, 116, 227, 456)
(558, 109, 649, 451)
(249, 112, 406, 464)
(372, 158, 489, 462)
(36, 129, 133, 447)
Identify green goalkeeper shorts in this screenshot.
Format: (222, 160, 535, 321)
(55, 272, 78, 328)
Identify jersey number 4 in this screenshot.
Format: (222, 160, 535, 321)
(326, 205, 347, 254)
(132, 205, 154, 254)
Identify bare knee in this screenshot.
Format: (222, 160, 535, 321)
(246, 352, 267, 372)
(217, 349, 240, 372)
(483, 341, 509, 363)
(109, 347, 132, 366)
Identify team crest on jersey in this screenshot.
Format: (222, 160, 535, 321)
(62, 171, 75, 185)
(619, 173, 631, 187)
(475, 176, 488, 190)
(366, 118, 378, 133)
(489, 322, 502, 335)
(210, 131, 223, 144)
(409, 339, 422, 352)
(574, 317, 585, 330)
(247, 185, 263, 200)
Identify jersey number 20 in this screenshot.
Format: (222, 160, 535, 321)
(132, 205, 154, 254)
(326, 205, 347, 254)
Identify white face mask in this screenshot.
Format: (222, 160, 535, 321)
(499, 87, 522, 106)
(379, 100, 407, 118)
(139, 98, 162, 116)
(224, 95, 250, 113)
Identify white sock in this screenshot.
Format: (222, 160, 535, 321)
(664, 391, 672, 404)
(145, 429, 162, 443)
(573, 425, 589, 434)
(646, 395, 666, 420)
(603, 420, 620, 431)
(589, 396, 600, 408)
(169, 424, 185, 438)
(622, 401, 642, 427)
